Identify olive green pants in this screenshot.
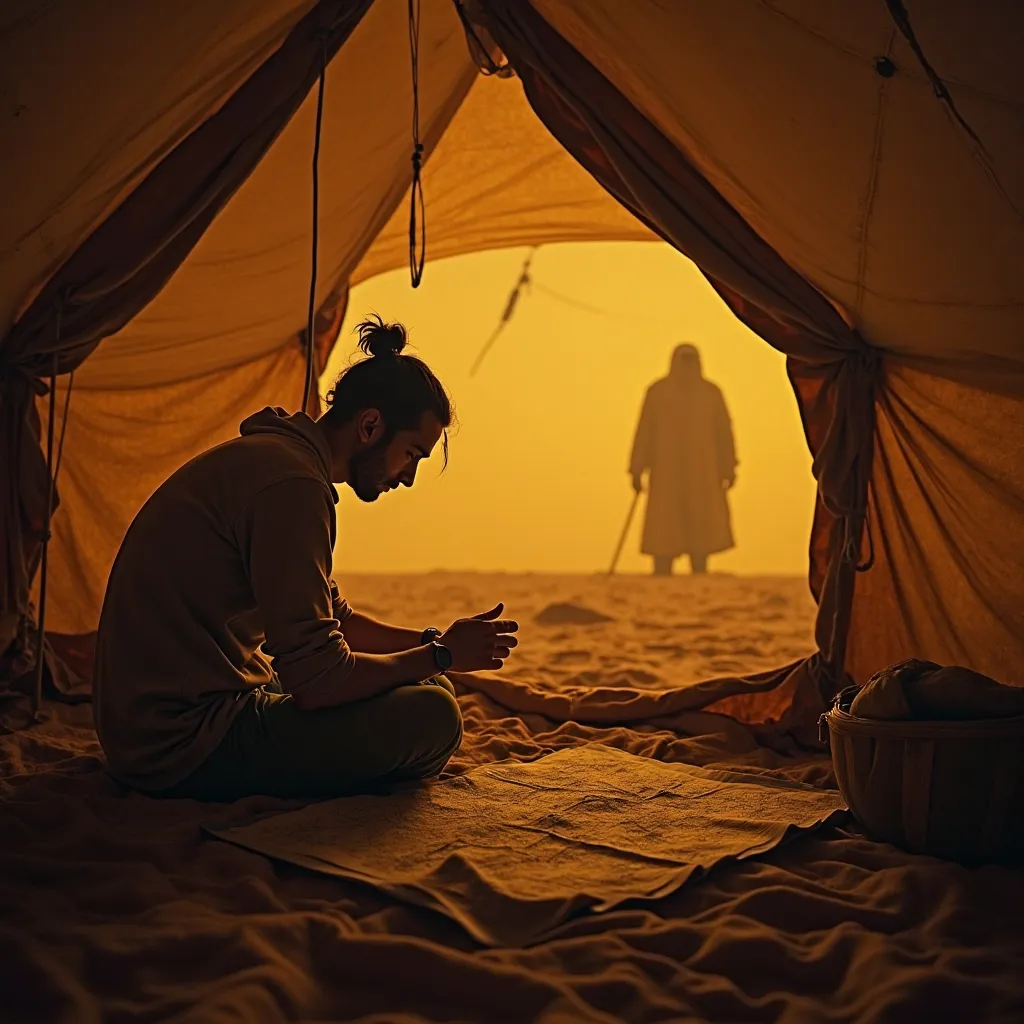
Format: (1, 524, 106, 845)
(161, 677, 462, 801)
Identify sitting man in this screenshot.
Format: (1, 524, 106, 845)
(94, 316, 518, 801)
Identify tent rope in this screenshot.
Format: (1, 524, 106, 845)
(469, 247, 536, 376)
(855, 502, 875, 573)
(31, 298, 74, 722)
(53, 369, 75, 484)
(408, 0, 426, 288)
(532, 282, 678, 326)
(884, 0, 1023, 222)
(469, 250, 690, 376)
(301, 37, 328, 415)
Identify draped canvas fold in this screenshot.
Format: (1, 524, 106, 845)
(0, 0, 374, 658)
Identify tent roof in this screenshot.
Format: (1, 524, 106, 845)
(5, 0, 1022, 384)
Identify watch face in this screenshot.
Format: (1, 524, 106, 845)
(432, 642, 453, 672)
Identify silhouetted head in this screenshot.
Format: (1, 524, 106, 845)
(670, 343, 703, 380)
(321, 315, 454, 501)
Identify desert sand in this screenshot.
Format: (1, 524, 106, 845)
(2, 574, 1022, 1022)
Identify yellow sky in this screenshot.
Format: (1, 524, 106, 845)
(324, 241, 816, 576)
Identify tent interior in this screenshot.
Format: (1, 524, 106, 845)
(2, 1, 1023, 1021)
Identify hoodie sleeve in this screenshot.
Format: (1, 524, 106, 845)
(236, 476, 355, 696)
(330, 579, 353, 623)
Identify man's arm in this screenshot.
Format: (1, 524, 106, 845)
(338, 609, 426, 654)
(329, 579, 427, 653)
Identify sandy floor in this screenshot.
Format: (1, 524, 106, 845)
(2, 574, 1023, 1022)
(342, 571, 818, 684)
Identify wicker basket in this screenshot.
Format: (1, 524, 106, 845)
(823, 687, 1024, 865)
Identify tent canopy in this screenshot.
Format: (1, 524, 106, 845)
(1, 0, 1021, 697)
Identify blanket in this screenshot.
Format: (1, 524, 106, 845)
(208, 745, 846, 945)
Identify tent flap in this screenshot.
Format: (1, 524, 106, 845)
(527, 0, 1024, 376)
(0, 0, 373, 655)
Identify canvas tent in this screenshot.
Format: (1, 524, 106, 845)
(1, 0, 1022, 720)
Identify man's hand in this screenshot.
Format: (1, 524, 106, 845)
(724, 472, 736, 490)
(631, 472, 644, 494)
(440, 603, 519, 672)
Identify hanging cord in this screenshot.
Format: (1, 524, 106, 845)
(532, 282, 679, 326)
(469, 250, 688, 376)
(469, 247, 536, 376)
(884, 0, 1023, 222)
(408, 0, 426, 287)
(31, 300, 74, 721)
(302, 37, 328, 415)
(825, 500, 875, 690)
(855, 498, 875, 573)
(53, 370, 75, 483)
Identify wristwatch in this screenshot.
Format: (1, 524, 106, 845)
(429, 641, 453, 673)
(421, 626, 442, 645)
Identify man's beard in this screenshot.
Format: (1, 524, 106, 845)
(348, 438, 396, 503)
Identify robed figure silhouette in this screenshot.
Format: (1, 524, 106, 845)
(629, 345, 737, 576)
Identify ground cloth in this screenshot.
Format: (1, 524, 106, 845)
(207, 744, 846, 946)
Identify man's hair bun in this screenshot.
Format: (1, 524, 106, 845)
(355, 314, 407, 358)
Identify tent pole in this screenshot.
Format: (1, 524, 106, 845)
(301, 38, 327, 415)
(32, 350, 60, 722)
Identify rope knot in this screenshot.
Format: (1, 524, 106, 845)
(849, 343, 882, 388)
(407, 0, 426, 287)
(809, 338, 882, 586)
(0, 363, 50, 398)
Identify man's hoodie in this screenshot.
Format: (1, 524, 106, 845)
(94, 408, 354, 791)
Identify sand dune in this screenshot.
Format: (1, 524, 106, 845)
(2, 574, 1022, 1022)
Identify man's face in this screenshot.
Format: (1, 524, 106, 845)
(348, 409, 444, 502)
